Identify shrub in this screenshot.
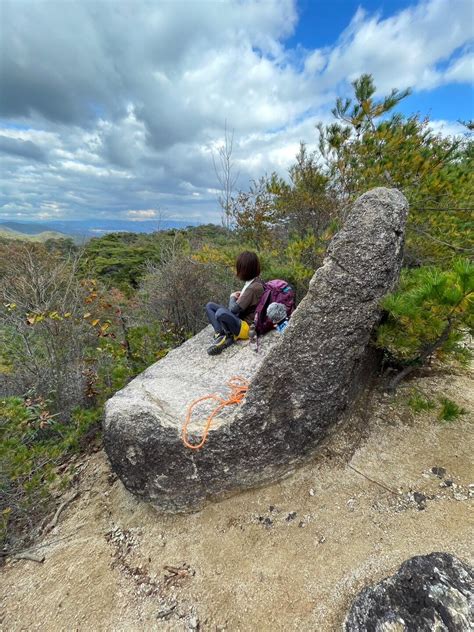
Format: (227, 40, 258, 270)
(0, 244, 95, 415)
(0, 396, 101, 551)
(377, 258, 474, 390)
(140, 249, 234, 335)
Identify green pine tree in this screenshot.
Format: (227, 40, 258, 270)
(376, 258, 474, 390)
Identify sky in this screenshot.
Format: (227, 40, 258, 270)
(0, 0, 473, 226)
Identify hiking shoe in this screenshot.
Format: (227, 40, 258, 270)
(207, 334, 235, 356)
(212, 331, 225, 343)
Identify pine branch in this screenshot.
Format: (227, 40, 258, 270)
(409, 227, 474, 253)
(412, 207, 474, 212)
(386, 280, 472, 393)
(387, 319, 453, 392)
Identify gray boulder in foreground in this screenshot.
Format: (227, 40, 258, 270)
(345, 552, 474, 631)
(104, 187, 408, 512)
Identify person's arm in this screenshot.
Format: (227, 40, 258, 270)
(234, 284, 261, 314)
(229, 294, 242, 315)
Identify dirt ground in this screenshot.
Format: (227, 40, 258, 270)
(1, 369, 473, 632)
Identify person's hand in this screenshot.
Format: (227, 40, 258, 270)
(230, 291, 241, 299)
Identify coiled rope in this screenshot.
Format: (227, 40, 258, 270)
(181, 376, 249, 450)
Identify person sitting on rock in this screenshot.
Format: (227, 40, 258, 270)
(206, 251, 264, 356)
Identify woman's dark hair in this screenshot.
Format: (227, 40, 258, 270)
(236, 251, 261, 281)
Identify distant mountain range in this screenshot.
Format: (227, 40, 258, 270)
(0, 219, 202, 242)
(0, 221, 62, 235)
(0, 222, 71, 243)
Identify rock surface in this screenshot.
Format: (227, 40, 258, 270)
(345, 552, 474, 631)
(104, 187, 408, 511)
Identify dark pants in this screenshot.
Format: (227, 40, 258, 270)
(206, 302, 241, 336)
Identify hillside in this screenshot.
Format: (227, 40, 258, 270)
(1, 369, 472, 631)
(0, 221, 58, 235)
(0, 227, 73, 242)
(0, 219, 205, 241)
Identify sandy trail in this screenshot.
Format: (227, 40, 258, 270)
(1, 370, 473, 631)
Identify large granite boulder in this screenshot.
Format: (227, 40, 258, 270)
(104, 187, 408, 511)
(345, 552, 474, 631)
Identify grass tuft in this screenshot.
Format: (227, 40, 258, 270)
(407, 391, 436, 414)
(438, 397, 468, 423)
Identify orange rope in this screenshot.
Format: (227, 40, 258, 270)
(182, 376, 249, 450)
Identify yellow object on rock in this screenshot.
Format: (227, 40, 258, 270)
(236, 320, 250, 340)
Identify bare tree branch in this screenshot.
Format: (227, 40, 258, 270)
(212, 121, 239, 229)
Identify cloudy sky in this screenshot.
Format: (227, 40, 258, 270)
(0, 0, 473, 226)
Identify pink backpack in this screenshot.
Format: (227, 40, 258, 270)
(253, 279, 296, 335)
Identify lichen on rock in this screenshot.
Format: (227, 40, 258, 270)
(345, 552, 474, 631)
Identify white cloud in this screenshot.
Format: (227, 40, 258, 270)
(428, 119, 469, 137)
(444, 49, 474, 84)
(126, 209, 158, 220)
(0, 0, 472, 223)
(315, 0, 474, 92)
